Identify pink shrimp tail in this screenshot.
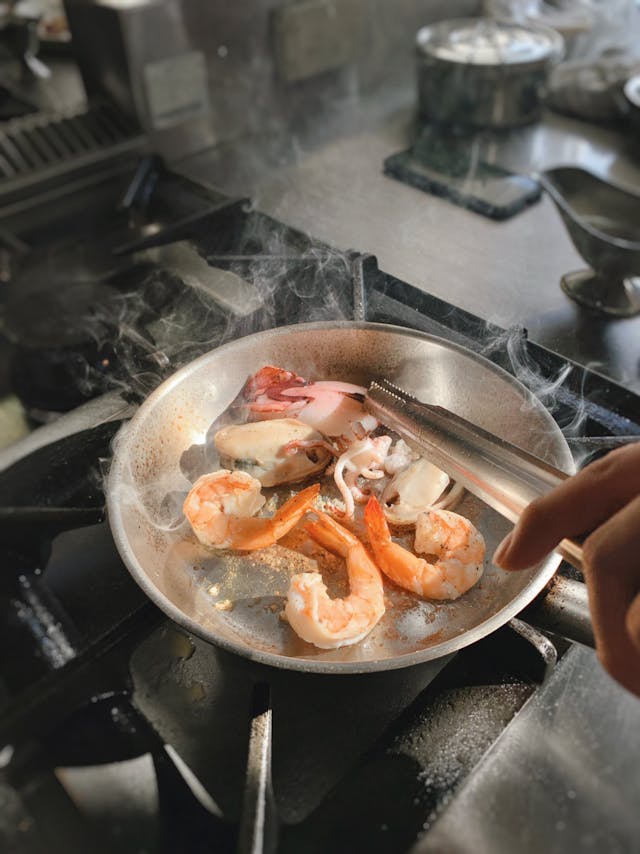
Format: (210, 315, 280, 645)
(229, 483, 320, 550)
(305, 510, 360, 557)
(363, 495, 393, 545)
(275, 483, 320, 525)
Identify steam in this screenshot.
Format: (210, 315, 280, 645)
(99, 207, 361, 532)
(482, 325, 577, 419)
(480, 324, 640, 468)
(108, 421, 191, 534)
(55, 205, 357, 411)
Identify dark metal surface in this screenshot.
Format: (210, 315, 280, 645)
(112, 197, 248, 256)
(522, 574, 594, 649)
(0, 102, 144, 198)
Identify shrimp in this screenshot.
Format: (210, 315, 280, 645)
(364, 496, 485, 600)
(183, 470, 319, 550)
(285, 511, 385, 648)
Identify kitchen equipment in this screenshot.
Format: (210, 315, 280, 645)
(4, 158, 640, 851)
(64, 0, 213, 160)
(540, 166, 640, 317)
(416, 17, 564, 128)
(107, 321, 587, 675)
(365, 378, 584, 568)
(0, 0, 51, 80)
(383, 126, 541, 220)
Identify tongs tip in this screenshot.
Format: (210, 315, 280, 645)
(367, 378, 413, 403)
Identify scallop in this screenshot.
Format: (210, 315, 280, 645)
(382, 457, 462, 526)
(214, 418, 332, 487)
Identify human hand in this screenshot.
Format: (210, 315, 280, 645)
(493, 442, 640, 696)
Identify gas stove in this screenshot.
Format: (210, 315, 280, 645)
(1, 159, 640, 854)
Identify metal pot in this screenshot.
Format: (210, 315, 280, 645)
(107, 322, 590, 675)
(416, 17, 564, 129)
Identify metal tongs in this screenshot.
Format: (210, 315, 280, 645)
(365, 379, 583, 570)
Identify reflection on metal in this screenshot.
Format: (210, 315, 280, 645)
(508, 618, 557, 681)
(238, 684, 277, 854)
(164, 744, 223, 818)
(351, 253, 371, 322)
(14, 574, 76, 669)
(522, 574, 594, 649)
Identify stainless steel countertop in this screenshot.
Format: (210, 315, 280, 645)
(413, 644, 640, 854)
(182, 103, 640, 394)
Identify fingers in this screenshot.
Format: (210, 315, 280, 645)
(581, 495, 640, 695)
(494, 443, 640, 571)
(626, 591, 640, 656)
(491, 443, 640, 697)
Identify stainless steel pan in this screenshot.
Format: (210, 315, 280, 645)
(107, 322, 580, 674)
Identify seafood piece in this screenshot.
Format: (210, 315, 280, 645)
(183, 470, 319, 550)
(239, 365, 377, 439)
(384, 439, 419, 476)
(285, 511, 385, 648)
(333, 435, 392, 518)
(382, 458, 464, 526)
(280, 382, 371, 438)
(239, 366, 307, 419)
(364, 497, 485, 600)
(214, 418, 332, 487)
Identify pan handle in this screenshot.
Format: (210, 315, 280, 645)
(557, 536, 584, 571)
(521, 574, 594, 648)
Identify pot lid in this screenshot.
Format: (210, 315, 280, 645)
(416, 17, 563, 67)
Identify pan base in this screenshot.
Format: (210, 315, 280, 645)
(561, 269, 640, 317)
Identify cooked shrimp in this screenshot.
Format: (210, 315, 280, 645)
(183, 470, 319, 550)
(285, 511, 385, 648)
(364, 496, 485, 600)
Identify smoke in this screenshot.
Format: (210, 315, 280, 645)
(108, 420, 192, 534)
(28, 202, 359, 415)
(96, 203, 362, 521)
(483, 326, 575, 415)
(480, 324, 640, 468)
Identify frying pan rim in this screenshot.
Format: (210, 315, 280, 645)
(107, 320, 574, 674)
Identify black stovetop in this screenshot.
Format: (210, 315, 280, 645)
(1, 159, 639, 854)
